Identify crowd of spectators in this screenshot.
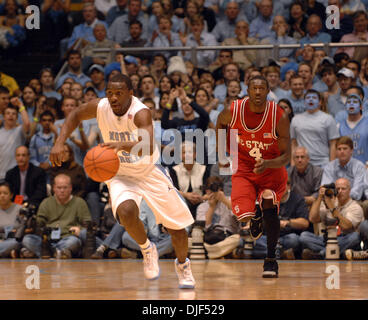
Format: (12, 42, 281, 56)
(1, 0, 368, 261)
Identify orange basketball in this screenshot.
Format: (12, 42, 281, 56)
(83, 145, 120, 182)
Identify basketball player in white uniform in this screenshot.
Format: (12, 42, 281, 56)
(50, 74, 195, 289)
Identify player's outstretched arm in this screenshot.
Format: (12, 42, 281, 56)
(50, 99, 100, 166)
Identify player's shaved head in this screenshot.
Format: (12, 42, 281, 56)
(248, 75, 269, 89)
(108, 73, 133, 90)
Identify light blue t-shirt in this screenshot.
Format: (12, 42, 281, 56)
(290, 110, 340, 167)
(339, 115, 368, 164)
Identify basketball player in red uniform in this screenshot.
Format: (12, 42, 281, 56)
(216, 75, 291, 278)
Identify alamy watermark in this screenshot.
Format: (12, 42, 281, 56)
(325, 264, 340, 290)
(25, 265, 40, 290)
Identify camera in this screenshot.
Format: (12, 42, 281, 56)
(19, 203, 37, 218)
(11, 203, 38, 241)
(322, 183, 337, 198)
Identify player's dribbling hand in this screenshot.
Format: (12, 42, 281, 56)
(101, 142, 124, 153)
(253, 158, 266, 174)
(49, 143, 67, 167)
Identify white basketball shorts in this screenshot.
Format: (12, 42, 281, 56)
(106, 164, 194, 230)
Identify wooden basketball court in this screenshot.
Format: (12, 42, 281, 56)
(0, 259, 367, 300)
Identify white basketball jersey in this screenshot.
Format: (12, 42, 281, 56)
(96, 97, 160, 178)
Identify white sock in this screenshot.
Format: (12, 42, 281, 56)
(139, 239, 151, 251)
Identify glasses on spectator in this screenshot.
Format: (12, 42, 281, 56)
(220, 54, 231, 58)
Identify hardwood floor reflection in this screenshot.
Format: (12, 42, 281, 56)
(0, 259, 367, 300)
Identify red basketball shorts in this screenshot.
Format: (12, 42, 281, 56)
(231, 167, 287, 221)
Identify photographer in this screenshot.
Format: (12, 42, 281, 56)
(0, 182, 22, 258)
(196, 177, 241, 259)
(21, 174, 92, 259)
(300, 178, 364, 260)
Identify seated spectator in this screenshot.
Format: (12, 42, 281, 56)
(208, 49, 233, 84)
(54, 97, 90, 166)
(249, 0, 274, 41)
(287, 1, 307, 40)
(290, 90, 339, 168)
(334, 52, 350, 71)
(21, 174, 92, 259)
(108, 0, 149, 45)
(335, 85, 368, 122)
(298, 62, 315, 91)
(120, 20, 149, 63)
(29, 110, 57, 173)
(252, 178, 310, 260)
(5, 145, 47, 207)
(0, 0, 26, 54)
(180, 0, 208, 36)
(148, 15, 182, 60)
(56, 50, 92, 90)
(196, 0, 216, 32)
(87, 64, 106, 98)
(41, 0, 70, 51)
(196, 176, 241, 259)
(149, 53, 167, 85)
(20, 86, 37, 123)
(169, 141, 210, 218)
(300, 178, 364, 259)
(279, 61, 298, 91)
(264, 66, 287, 102)
(221, 20, 259, 71)
(214, 63, 247, 103)
(0, 181, 22, 258)
(321, 136, 368, 202)
(212, 1, 247, 43)
(28, 78, 42, 96)
(122, 199, 174, 257)
(179, 15, 217, 69)
(67, 3, 108, 49)
(288, 146, 323, 207)
(282, 75, 306, 114)
(216, 79, 242, 113)
(0, 98, 30, 180)
(49, 143, 88, 199)
(70, 82, 84, 106)
(337, 67, 355, 105)
(278, 98, 294, 122)
(320, 65, 345, 117)
(81, 23, 119, 68)
(338, 94, 368, 164)
(139, 74, 159, 109)
(299, 14, 331, 46)
(263, 15, 297, 63)
(39, 68, 62, 101)
(347, 60, 363, 87)
(106, 0, 128, 27)
(161, 87, 210, 143)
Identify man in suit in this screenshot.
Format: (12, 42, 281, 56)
(5, 146, 47, 207)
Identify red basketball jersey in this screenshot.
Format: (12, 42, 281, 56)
(228, 97, 285, 173)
